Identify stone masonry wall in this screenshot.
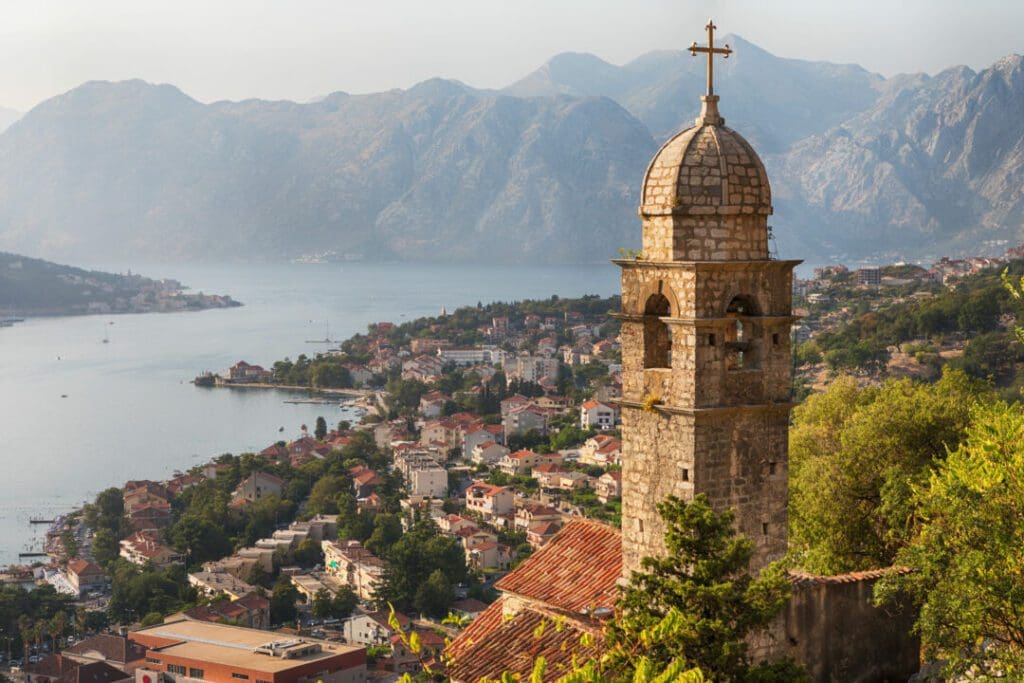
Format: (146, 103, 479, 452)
(753, 575, 921, 682)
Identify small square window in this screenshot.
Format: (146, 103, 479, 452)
(768, 462, 777, 475)
(772, 333, 780, 346)
(708, 333, 716, 346)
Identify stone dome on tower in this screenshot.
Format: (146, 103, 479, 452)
(639, 99, 772, 218)
(635, 22, 774, 263)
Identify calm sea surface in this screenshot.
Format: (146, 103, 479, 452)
(0, 261, 618, 565)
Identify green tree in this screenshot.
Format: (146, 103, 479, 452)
(167, 515, 232, 566)
(83, 487, 125, 536)
(613, 495, 804, 682)
(270, 580, 299, 625)
(311, 588, 334, 619)
(91, 528, 120, 570)
(876, 402, 1024, 678)
(331, 586, 357, 619)
(413, 569, 454, 619)
(788, 369, 987, 573)
(246, 564, 272, 590)
(293, 538, 323, 568)
(364, 514, 403, 557)
(314, 416, 328, 441)
(307, 475, 350, 515)
(377, 518, 467, 610)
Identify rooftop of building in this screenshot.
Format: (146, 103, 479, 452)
(131, 620, 362, 673)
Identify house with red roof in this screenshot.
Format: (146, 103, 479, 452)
(391, 629, 446, 673)
(499, 394, 531, 417)
(579, 399, 619, 430)
(579, 435, 622, 466)
(526, 521, 562, 549)
(227, 361, 273, 383)
(531, 463, 569, 489)
(514, 503, 562, 531)
(466, 541, 513, 571)
(462, 423, 505, 458)
(126, 499, 171, 532)
(418, 391, 450, 418)
(119, 530, 184, 568)
(464, 482, 514, 519)
(470, 441, 509, 466)
(65, 559, 109, 597)
(352, 468, 382, 498)
(176, 592, 270, 630)
(166, 473, 203, 496)
(259, 442, 289, 463)
(497, 449, 562, 477)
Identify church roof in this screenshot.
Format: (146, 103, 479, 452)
(639, 116, 771, 218)
(495, 518, 621, 612)
(446, 601, 603, 683)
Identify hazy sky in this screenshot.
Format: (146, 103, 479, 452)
(0, 0, 1021, 111)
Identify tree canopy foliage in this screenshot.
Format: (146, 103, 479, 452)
(612, 495, 805, 682)
(876, 402, 1024, 678)
(788, 369, 989, 574)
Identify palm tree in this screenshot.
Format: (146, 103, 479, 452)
(32, 621, 44, 657)
(74, 607, 87, 640)
(49, 612, 67, 652)
(16, 616, 31, 663)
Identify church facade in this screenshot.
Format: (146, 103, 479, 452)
(447, 21, 920, 683)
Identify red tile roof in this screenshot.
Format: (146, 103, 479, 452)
(496, 519, 621, 612)
(508, 449, 538, 460)
(446, 602, 603, 683)
(466, 482, 508, 498)
(67, 559, 105, 577)
(65, 634, 146, 665)
(788, 566, 914, 586)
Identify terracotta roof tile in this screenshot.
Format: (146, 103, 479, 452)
(787, 566, 915, 587)
(495, 519, 621, 612)
(447, 603, 603, 683)
(66, 634, 146, 665)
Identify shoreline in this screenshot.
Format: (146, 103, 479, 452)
(201, 379, 372, 399)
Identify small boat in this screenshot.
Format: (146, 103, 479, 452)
(60, 394, 67, 398)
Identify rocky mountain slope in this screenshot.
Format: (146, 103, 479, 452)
(773, 54, 1024, 261)
(0, 39, 1020, 266)
(506, 35, 882, 153)
(0, 80, 654, 263)
(0, 106, 19, 133)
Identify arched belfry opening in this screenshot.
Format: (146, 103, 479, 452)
(643, 292, 672, 369)
(725, 295, 759, 370)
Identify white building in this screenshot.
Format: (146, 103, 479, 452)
(580, 399, 618, 430)
(437, 347, 505, 367)
(408, 465, 448, 498)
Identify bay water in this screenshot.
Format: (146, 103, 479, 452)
(0, 261, 618, 565)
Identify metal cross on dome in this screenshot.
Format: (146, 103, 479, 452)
(689, 19, 732, 97)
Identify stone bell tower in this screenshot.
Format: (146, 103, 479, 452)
(617, 21, 800, 577)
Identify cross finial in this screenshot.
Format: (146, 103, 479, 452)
(689, 19, 732, 98)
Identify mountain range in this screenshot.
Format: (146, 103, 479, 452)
(0, 36, 1020, 266)
(0, 107, 20, 133)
